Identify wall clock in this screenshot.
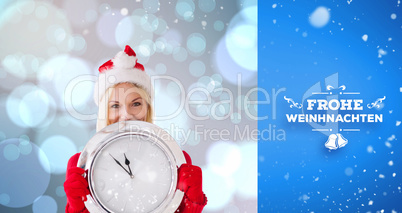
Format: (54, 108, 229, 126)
(77, 121, 185, 213)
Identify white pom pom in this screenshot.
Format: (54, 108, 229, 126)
(112, 51, 137, 68)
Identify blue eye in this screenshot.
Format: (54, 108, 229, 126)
(132, 102, 141, 107)
(111, 104, 119, 108)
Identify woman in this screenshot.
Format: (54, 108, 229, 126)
(64, 45, 207, 213)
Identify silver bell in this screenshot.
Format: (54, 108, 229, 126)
(325, 134, 338, 150)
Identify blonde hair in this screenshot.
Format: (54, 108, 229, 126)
(96, 82, 153, 132)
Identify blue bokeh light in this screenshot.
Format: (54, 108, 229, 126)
(19, 136, 33, 155)
(63, 0, 98, 27)
(46, 25, 67, 44)
(175, 0, 195, 22)
(0, 138, 50, 208)
(155, 63, 167, 74)
(198, 0, 216, 13)
(68, 35, 87, 53)
(0, 193, 10, 205)
(140, 13, 159, 32)
(189, 60, 206, 77)
(155, 37, 167, 53)
(98, 3, 111, 14)
(97, 10, 124, 47)
(55, 186, 66, 197)
(230, 112, 242, 124)
(172, 46, 188, 62)
(187, 33, 206, 57)
(115, 13, 154, 51)
(32, 195, 57, 213)
(3, 143, 20, 161)
(154, 18, 168, 35)
(213, 20, 225, 31)
(143, 0, 160, 14)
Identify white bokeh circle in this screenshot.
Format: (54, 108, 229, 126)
(206, 141, 242, 177)
(6, 83, 56, 128)
(37, 54, 93, 111)
(203, 166, 235, 211)
(40, 135, 77, 174)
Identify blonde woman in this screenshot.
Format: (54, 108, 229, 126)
(64, 45, 207, 213)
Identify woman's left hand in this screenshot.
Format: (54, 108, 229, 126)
(177, 164, 205, 204)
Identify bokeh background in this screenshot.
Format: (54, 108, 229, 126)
(259, 0, 402, 212)
(0, 0, 257, 212)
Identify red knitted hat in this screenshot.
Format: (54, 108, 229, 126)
(93, 45, 152, 105)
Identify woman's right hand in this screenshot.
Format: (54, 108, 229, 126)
(64, 167, 90, 212)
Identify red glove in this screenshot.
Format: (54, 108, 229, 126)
(64, 167, 90, 212)
(177, 164, 206, 204)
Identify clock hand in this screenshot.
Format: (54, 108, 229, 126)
(124, 153, 133, 176)
(109, 153, 133, 178)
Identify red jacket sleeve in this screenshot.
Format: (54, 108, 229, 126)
(176, 151, 208, 213)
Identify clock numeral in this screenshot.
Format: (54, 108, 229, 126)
(137, 141, 142, 152)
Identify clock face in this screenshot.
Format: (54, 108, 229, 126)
(90, 135, 174, 212)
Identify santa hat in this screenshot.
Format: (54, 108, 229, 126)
(93, 45, 152, 105)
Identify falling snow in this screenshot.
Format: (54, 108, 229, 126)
(362, 34, 368, 41)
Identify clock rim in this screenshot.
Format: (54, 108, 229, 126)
(77, 121, 186, 213)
